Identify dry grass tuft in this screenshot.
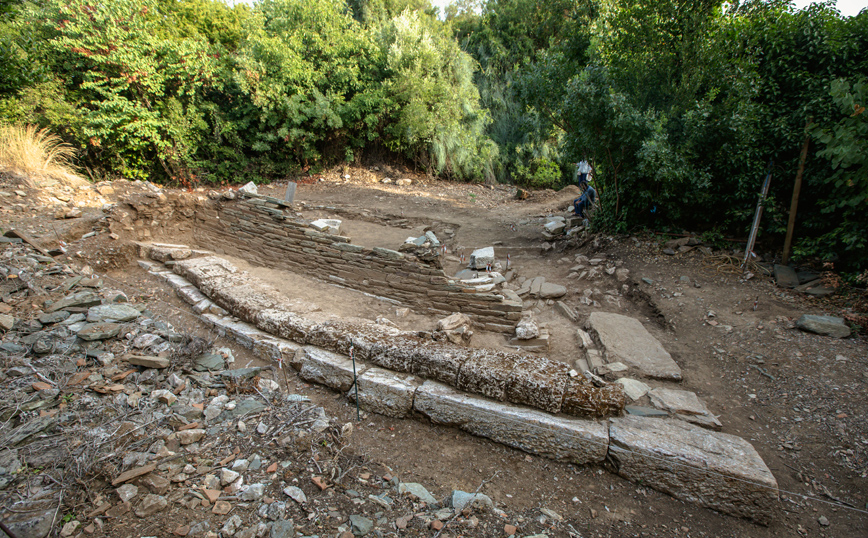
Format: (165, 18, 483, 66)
(0, 123, 85, 187)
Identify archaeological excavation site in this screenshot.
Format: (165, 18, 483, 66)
(1, 173, 865, 538)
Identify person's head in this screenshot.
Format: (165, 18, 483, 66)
(579, 179, 589, 189)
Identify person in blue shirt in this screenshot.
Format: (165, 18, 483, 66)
(573, 179, 596, 217)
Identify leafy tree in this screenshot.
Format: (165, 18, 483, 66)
(22, 0, 215, 182)
(232, 0, 383, 173)
(810, 78, 868, 270)
(379, 10, 496, 181)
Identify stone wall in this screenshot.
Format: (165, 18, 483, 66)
(191, 192, 522, 332)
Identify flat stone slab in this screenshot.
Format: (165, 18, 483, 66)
(299, 346, 366, 392)
(587, 312, 681, 380)
(647, 388, 721, 430)
(608, 416, 778, 524)
(795, 314, 850, 338)
(415, 381, 608, 463)
(773, 264, 799, 288)
(539, 282, 567, 299)
(349, 367, 421, 418)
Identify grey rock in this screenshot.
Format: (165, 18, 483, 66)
(641, 277, 654, 285)
(220, 367, 262, 381)
(266, 501, 286, 521)
(132, 333, 163, 349)
(349, 514, 373, 536)
(625, 405, 669, 417)
(795, 283, 836, 297)
(436, 313, 471, 332)
(77, 322, 121, 341)
(662, 248, 676, 255)
(608, 415, 778, 524)
(450, 490, 494, 512)
(414, 381, 608, 463)
(193, 352, 225, 371)
(220, 468, 240, 486)
(270, 519, 296, 538)
(795, 314, 850, 338)
(539, 282, 567, 299)
(587, 312, 681, 380)
(242, 483, 266, 501)
(514, 317, 539, 340)
(86, 304, 140, 323)
(398, 482, 437, 505)
(469, 247, 495, 269)
(188, 521, 211, 536)
(773, 264, 799, 288)
(647, 388, 722, 430)
(37, 311, 70, 325)
(283, 485, 307, 504)
(47, 291, 101, 312)
(134, 494, 167, 517)
(4, 506, 57, 538)
(116, 484, 138, 503)
(217, 398, 266, 422)
(60, 313, 86, 326)
(221, 514, 243, 536)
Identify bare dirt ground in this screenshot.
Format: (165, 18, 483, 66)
(1, 166, 867, 538)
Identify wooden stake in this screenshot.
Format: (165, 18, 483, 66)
(782, 122, 812, 265)
(743, 161, 773, 267)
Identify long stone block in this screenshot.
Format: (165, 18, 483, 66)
(505, 357, 570, 413)
(299, 346, 366, 392)
(455, 350, 514, 401)
(414, 381, 608, 463)
(349, 367, 421, 418)
(607, 416, 778, 524)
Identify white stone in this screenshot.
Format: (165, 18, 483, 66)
(414, 381, 608, 463)
(238, 182, 258, 195)
(608, 416, 778, 524)
(615, 378, 651, 401)
(310, 219, 341, 234)
(298, 346, 366, 392)
(349, 367, 421, 418)
(469, 247, 495, 269)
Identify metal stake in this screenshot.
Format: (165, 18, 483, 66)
(350, 345, 360, 421)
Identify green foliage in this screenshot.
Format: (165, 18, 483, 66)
(22, 0, 215, 182)
(513, 156, 560, 189)
(810, 78, 868, 270)
(379, 10, 496, 181)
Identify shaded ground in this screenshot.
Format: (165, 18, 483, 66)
(1, 167, 866, 537)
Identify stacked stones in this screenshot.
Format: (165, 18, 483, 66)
(192, 192, 523, 332)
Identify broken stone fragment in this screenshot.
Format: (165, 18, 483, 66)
(127, 355, 170, 369)
(514, 317, 539, 340)
(134, 494, 167, 517)
(86, 304, 141, 323)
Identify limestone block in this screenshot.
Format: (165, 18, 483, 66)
(608, 416, 778, 524)
(505, 357, 570, 413)
(407, 343, 468, 386)
(561, 376, 626, 418)
(469, 247, 494, 269)
(587, 312, 682, 380)
(177, 286, 207, 306)
(349, 367, 421, 418)
(455, 350, 515, 401)
(647, 388, 722, 430)
(414, 381, 608, 464)
(299, 346, 366, 392)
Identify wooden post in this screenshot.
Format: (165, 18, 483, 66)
(782, 125, 812, 265)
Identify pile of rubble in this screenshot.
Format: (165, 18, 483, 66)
(0, 242, 575, 538)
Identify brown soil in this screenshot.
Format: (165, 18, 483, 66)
(2, 168, 867, 537)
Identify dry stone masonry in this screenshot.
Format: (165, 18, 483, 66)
(190, 191, 523, 333)
(136, 247, 781, 523)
